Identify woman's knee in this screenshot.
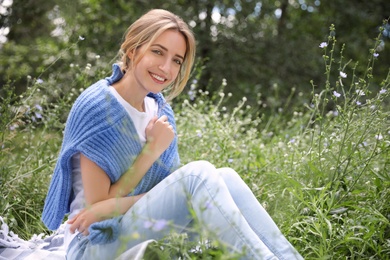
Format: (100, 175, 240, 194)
(179, 160, 217, 177)
(217, 167, 240, 180)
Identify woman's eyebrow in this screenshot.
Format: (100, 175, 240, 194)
(151, 44, 184, 60)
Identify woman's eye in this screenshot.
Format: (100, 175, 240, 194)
(152, 49, 162, 55)
(174, 59, 182, 65)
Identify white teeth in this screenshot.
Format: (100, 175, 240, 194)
(151, 73, 165, 82)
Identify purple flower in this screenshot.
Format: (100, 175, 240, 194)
(143, 220, 153, 229)
(333, 91, 341, 98)
(35, 104, 43, 111)
(188, 90, 195, 100)
(319, 42, 328, 48)
(379, 89, 387, 94)
(144, 219, 169, 231)
(227, 158, 234, 163)
(356, 101, 361, 106)
(153, 219, 168, 231)
(36, 78, 43, 84)
(35, 112, 43, 119)
(204, 200, 213, 210)
(373, 53, 379, 58)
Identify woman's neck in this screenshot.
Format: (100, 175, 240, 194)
(112, 73, 146, 112)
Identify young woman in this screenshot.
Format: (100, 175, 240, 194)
(42, 9, 302, 260)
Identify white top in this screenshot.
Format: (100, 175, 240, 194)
(108, 86, 158, 144)
(63, 87, 158, 249)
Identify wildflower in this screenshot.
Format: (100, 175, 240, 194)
(375, 134, 383, 140)
(35, 112, 43, 119)
(339, 71, 347, 78)
(36, 78, 43, 84)
(144, 220, 153, 229)
(356, 101, 361, 106)
(95, 55, 100, 59)
(228, 93, 232, 97)
(379, 89, 387, 94)
(373, 52, 379, 57)
(153, 219, 168, 231)
(35, 104, 43, 111)
(204, 200, 213, 210)
(222, 78, 227, 87)
(333, 91, 341, 98)
(188, 90, 195, 100)
(355, 89, 365, 96)
(78, 36, 85, 41)
(319, 42, 328, 48)
(131, 232, 140, 239)
(227, 158, 234, 163)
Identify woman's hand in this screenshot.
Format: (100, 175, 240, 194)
(145, 115, 175, 156)
(68, 194, 145, 236)
(68, 199, 113, 236)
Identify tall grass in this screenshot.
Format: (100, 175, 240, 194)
(1, 24, 389, 259)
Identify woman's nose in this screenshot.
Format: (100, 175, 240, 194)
(158, 58, 171, 74)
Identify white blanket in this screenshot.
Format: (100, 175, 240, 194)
(0, 217, 155, 260)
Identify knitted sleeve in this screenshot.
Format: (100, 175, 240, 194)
(42, 82, 138, 230)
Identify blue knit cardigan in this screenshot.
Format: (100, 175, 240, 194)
(42, 64, 180, 243)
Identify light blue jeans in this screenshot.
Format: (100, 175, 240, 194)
(67, 160, 302, 259)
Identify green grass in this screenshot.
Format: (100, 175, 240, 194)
(1, 24, 389, 259)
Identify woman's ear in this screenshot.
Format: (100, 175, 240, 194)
(127, 50, 134, 60)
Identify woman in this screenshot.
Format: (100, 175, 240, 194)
(42, 9, 302, 260)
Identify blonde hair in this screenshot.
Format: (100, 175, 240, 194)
(119, 9, 196, 101)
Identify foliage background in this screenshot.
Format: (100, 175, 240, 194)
(1, 0, 389, 110)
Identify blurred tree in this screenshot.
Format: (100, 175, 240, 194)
(0, 0, 58, 93)
(1, 0, 389, 111)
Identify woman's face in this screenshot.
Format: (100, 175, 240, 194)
(130, 30, 187, 95)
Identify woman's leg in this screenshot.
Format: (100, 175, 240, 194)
(216, 167, 303, 259)
(82, 161, 297, 259)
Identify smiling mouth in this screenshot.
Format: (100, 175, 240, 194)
(150, 73, 166, 83)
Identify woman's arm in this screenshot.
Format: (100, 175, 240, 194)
(68, 115, 175, 234)
(67, 195, 144, 235)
